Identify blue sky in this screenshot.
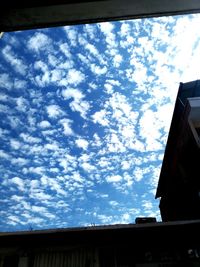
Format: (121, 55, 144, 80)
(0, 14, 200, 231)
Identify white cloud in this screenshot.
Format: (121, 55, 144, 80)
(8, 116, 22, 129)
(30, 179, 40, 189)
(48, 54, 59, 67)
(123, 172, 133, 187)
(34, 72, 50, 87)
(113, 54, 122, 67)
(98, 157, 109, 168)
(0, 73, 13, 89)
(27, 217, 45, 225)
(34, 60, 48, 72)
(27, 32, 52, 52)
(104, 83, 114, 94)
(133, 166, 151, 182)
(45, 143, 59, 151)
(92, 133, 102, 147)
(59, 154, 77, 172)
(7, 215, 21, 225)
(77, 53, 90, 65)
(14, 79, 27, 89)
(106, 92, 133, 117)
(97, 214, 113, 224)
(98, 22, 117, 49)
(0, 103, 9, 113)
(46, 104, 64, 118)
(91, 64, 107, 75)
(106, 175, 122, 183)
(85, 43, 99, 57)
(121, 125, 135, 139)
(2, 45, 27, 75)
(38, 120, 51, 128)
(0, 150, 10, 160)
(27, 166, 45, 175)
(11, 157, 29, 166)
(62, 88, 84, 100)
(32, 206, 47, 213)
(59, 42, 72, 59)
(75, 138, 89, 150)
(121, 161, 130, 170)
(0, 93, 8, 102)
(89, 82, 98, 90)
(70, 99, 90, 119)
(67, 69, 85, 85)
(20, 133, 41, 143)
(120, 34, 134, 48)
(120, 22, 131, 37)
(139, 109, 163, 151)
(42, 129, 56, 136)
(84, 24, 96, 40)
(72, 171, 84, 183)
(127, 63, 147, 84)
(128, 140, 145, 152)
(10, 177, 25, 191)
(85, 43, 104, 64)
(109, 200, 119, 207)
(133, 167, 144, 182)
(16, 97, 29, 112)
(92, 109, 109, 126)
(50, 168, 59, 173)
(51, 69, 63, 83)
(30, 191, 52, 201)
(98, 22, 114, 35)
(40, 176, 67, 196)
(121, 213, 131, 223)
(11, 195, 24, 202)
(63, 26, 77, 47)
(142, 200, 153, 210)
(60, 118, 74, 136)
(62, 88, 90, 119)
(107, 133, 126, 153)
(107, 79, 121, 86)
(81, 162, 95, 172)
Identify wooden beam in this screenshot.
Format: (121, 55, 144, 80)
(1, 0, 200, 32)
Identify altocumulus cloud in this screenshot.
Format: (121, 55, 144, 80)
(0, 14, 200, 231)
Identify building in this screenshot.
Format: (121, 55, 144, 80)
(156, 80, 200, 221)
(0, 221, 200, 267)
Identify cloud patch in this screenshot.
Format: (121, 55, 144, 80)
(27, 32, 52, 52)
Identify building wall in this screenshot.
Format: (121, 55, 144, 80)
(0, 247, 99, 267)
(0, 243, 200, 266)
(157, 80, 200, 221)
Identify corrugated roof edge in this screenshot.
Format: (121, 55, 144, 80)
(0, 219, 200, 237)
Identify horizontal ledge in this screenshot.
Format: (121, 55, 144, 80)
(1, 0, 200, 32)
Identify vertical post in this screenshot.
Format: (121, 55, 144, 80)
(18, 257, 29, 267)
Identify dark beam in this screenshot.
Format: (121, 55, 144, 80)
(1, 0, 200, 32)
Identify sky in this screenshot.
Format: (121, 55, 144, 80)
(0, 14, 200, 232)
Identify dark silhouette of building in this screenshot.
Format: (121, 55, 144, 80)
(0, 221, 200, 266)
(156, 80, 200, 221)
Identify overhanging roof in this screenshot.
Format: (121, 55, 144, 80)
(1, 0, 200, 32)
(0, 220, 200, 249)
